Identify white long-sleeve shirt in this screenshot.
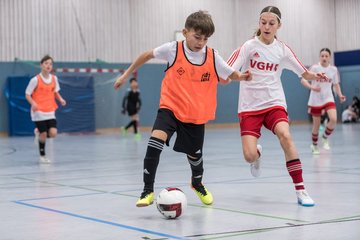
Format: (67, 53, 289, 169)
(228, 36, 307, 114)
(307, 63, 340, 107)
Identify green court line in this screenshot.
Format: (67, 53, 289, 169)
(14, 177, 310, 223)
(147, 229, 273, 240)
(185, 217, 360, 240)
(14, 176, 206, 203)
(11, 178, 360, 239)
(196, 229, 272, 240)
(151, 216, 360, 240)
(20, 176, 356, 227)
(14, 176, 145, 199)
(188, 204, 309, 223)
(319, 215, 360, 222)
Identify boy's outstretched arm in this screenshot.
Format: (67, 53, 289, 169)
(229, 69, 252, 81)
(114, 50, 154, 90)
(219, 70, 252, 85)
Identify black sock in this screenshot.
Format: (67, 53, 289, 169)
(143, 137, 164, 192)
(133, 120, 138, 134)
(125, 121, 134, 130)
(39, 141, 46, 156)
(188, 155, 204, 187)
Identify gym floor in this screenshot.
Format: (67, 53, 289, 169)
(1, 124, 359, 240)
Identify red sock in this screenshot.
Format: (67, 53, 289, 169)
(312, 133, 318, 145)
(286, 159, 305, 190)
(323, 127, 334, 139)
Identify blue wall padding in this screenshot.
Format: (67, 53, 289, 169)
(6, 76, 35, 136)
(1, 60, 359, 135)
(56, 76, 95, 133)
(6, 75, 95, 136)
(334, 49, 360, 66)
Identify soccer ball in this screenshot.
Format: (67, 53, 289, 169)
(156, 187, 187, 219)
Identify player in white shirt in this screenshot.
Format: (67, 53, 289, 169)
(25, 55, 66, 163)
(301, 48, 346, 154)
(342, 105, 357, 123)
(227, 6, 327, 207)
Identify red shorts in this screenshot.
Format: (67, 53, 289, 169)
(238, 107, 288, 138)
(308, 102, 336, 116)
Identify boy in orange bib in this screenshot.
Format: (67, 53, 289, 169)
(114, 11, 252, 207)
(25, 55, 66, 163)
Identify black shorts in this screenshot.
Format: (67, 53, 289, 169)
(152, 108, 204, 155)
(127, 106, 139, 116)
(35, 119, 57, 133)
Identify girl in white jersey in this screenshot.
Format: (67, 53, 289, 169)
(301, 48, 346, 154)
(228, 6, 328, 207)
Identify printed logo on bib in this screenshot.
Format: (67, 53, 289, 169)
(177, 67, 185, 75)
(201, 72, 210, 82)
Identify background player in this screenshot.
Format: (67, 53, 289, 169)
(121, 77, 142, 140)
(25, 55, 66, 163)
(301, 48, 346, 154)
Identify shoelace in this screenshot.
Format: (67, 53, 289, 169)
(140, 191, 152, 199)
(299, 191, 309, 198)
(194, 185, 207, 196)
(251, 160, 259, 168)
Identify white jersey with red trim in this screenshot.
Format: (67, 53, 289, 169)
(307, 63, 339, 107)
(228, 37, 307, 113)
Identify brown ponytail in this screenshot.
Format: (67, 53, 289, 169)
(320, 48, 331, 56)
(255, 6, 282, 37)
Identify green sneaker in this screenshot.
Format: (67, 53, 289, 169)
(134, 133, 141, 140)
(191, 183, 213, 205)
(136, 191, 154, 207)
(120, 127, 128, 136)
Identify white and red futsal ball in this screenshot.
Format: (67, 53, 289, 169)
(156, 187, 187, 219)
